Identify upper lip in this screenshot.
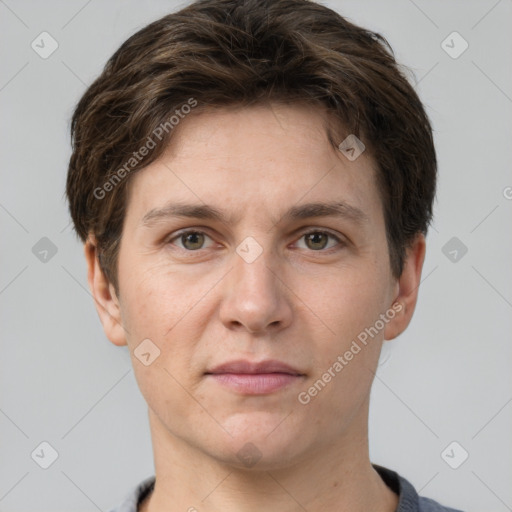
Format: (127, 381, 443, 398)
(205, 359, 304, 375)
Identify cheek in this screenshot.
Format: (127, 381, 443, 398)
(301, 265, 390, 406)
(299, 277, 386, 423)
(306, 264, 389, 338)
(120, 264, 215, 377)
(121, 259, 200, 334)
(120, 269, 204, 421)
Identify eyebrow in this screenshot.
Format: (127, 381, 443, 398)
(141, 200, 369, 227)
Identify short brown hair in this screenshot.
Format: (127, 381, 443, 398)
(66, 0, 437, 292)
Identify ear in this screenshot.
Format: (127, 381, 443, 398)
(384, 233, 426, 341)
(84, 235, 127, 346)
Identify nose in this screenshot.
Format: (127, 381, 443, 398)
(218, 242, 293, 335)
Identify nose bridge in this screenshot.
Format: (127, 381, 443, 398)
(234, 238, 276, 294)
(219, 234, 292, 333)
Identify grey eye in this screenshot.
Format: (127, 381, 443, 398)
(304, 232, 330, 250)
(170, 231, 214, 251)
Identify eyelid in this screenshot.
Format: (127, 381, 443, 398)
(296, 227, 343, 239)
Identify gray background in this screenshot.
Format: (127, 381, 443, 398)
(1, 0, 511, 510)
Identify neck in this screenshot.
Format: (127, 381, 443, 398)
(139, 405, 398, 512)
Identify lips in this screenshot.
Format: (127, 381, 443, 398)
(205, 359, 304, 376)
(204, 359, 305, 395)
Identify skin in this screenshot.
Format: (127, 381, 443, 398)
(85, 103, 426, 512)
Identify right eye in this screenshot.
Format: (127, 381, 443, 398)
(167, 230, 216, 251)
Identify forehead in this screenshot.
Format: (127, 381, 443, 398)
(124, 103, 383, 228)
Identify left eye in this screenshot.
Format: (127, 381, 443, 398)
(295, 230, 342, 251)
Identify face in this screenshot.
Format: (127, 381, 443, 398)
(89, 103, 423, 470)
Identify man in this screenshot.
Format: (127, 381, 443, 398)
(65, 0, 464, 510)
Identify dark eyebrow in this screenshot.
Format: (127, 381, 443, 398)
(281, 201, 368, 225)
(141, 200, 368, 227)
(141, 203, 231, 226)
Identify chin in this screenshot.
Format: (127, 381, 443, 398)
(206, 420, 310, 471)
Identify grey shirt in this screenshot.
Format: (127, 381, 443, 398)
(108, 464, 464, 512)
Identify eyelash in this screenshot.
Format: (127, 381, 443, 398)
(165, 228, 345, 254)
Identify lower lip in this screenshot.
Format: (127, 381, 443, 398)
(206, 373, 303, 394)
